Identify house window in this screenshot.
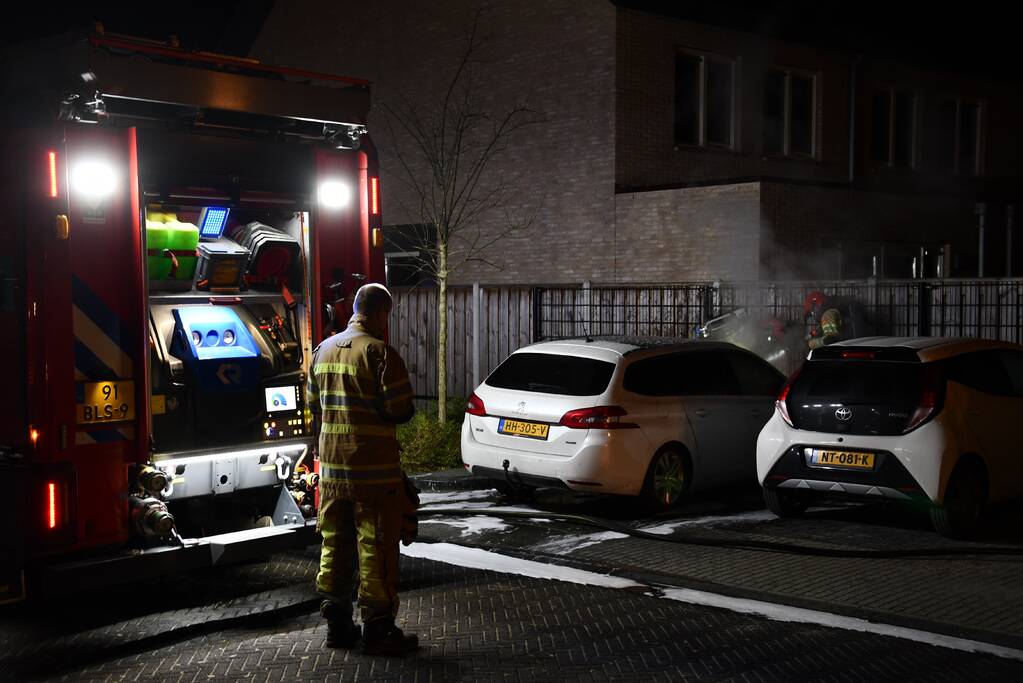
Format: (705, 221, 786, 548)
(674, 51, 735, 149)
(958, 101, 981, 175)
(382, 224, 436, 287)
(927, 98, 982, 175)
(763, 68, 816, 157)
(871, 88, 917, 168)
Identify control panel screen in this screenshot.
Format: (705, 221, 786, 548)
(264, 385, 299, 412)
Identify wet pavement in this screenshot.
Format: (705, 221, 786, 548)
(2, 473, 1023, 681)
(416, 480, 1023, 649)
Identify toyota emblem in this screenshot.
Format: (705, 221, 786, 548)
(835, 407, 853, 421)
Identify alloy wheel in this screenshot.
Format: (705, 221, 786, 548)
(652, 450, 686, 507)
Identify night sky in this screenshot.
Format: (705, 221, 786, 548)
(1, 1, 1018, 84)
(0, 1, 273, 56)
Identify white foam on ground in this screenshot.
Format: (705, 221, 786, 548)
(403, 541, 1023, 662)
(420, 515, 511, 535)
(401, 542, 641, 589)
(640, 510, 777, 535)
(419, 503, 538, 514)
(418, 490, 498, 505)
(535, 531, 629, 554)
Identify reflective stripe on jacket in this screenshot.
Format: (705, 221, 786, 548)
(307, 316, 415, 500)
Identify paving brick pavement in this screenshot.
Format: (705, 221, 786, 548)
(0, 552, 323, 680)
(25, 556, 1023, 682)
(422, 507, 1023, 650)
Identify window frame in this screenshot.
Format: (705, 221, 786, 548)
(871, 85, 919, 169)
(674, 48, 738, 151)
(949, 98, 984, 176)
(763, 66, 819, 160)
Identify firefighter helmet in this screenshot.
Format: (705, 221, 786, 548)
(803, 291, 828, 317)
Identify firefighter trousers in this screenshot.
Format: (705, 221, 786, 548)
(316, 488, 402, 624)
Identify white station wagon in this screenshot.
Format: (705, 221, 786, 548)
(461, 337, 785, 509)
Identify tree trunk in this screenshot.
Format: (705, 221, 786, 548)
(437, 240, 448, 423)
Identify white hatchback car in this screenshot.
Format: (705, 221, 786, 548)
(757, 337, 1023, 538)
(461, 337, 784, 508)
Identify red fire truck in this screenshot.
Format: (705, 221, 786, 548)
(0, 30, 385, 602)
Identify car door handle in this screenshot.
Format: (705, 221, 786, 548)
(693, 409, 709, 418)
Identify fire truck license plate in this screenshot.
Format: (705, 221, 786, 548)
(77, 381, 135, 424)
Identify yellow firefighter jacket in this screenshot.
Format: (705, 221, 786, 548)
(306, 315, 415, 500)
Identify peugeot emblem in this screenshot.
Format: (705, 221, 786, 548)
(835, 407, 853, 421)
(517, 401, 527, 415)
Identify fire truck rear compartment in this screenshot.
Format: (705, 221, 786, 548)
(137, 128, 323, 533)
(144, 204, 315, 536)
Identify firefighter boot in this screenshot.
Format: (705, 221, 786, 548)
(361, 618, 419, 657)
(320, 600, 361, 649)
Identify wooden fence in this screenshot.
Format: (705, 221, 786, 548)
(391, 279, 1023, 400)
(389, 285, 533, 402)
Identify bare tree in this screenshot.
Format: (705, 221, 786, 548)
(381, 10, 547, 423)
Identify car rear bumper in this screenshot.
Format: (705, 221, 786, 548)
(756, 409, 949, 502)
(460, 418, 648, 495)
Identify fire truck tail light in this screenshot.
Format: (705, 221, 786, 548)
(47, 482, 58, 529)
(48, 151, 58, 197)
(318, 180, 352, 209)
(29, 426, 40, 448)
(71, 159, 117, 199)
(370, 177, 379, 215)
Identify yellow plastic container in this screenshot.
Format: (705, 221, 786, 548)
(146, 219, 173, 280)
(166, 222, 199, 280)
(146, 215, 199, 281)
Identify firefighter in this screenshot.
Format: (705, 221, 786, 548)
(803, 291, 870, 349)
(307, 283, 418, 656)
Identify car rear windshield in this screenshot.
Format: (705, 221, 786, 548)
(485, 353, 616, 396)
(789, 360, 925, 405)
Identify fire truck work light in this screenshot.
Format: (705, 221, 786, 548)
(47, 482, 57, 529)
(48, 151, 58, 197)
(198, 206, 231, 239)
(71, 159, 117, 199)
(318, 180, 352, 209)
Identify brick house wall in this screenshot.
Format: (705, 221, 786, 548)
(615, 8, 852, 189)
(614, 183, 760, 281)
(759, 182, 976, 280)
(252, 2, 1022, 285)
(251, 0, 618, 286)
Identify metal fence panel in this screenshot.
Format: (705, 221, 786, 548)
(392, 279, 1023, 401)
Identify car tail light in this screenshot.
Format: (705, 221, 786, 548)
(841, 351, 875, 360)
(559, 406, 639, 429)
(47, 482, 58, 529)
(903, 365, 946, 434)
(776, 367, 801, 427)
(466, 392, 487, 416)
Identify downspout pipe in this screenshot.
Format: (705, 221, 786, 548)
(848, 55, 863, 184)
